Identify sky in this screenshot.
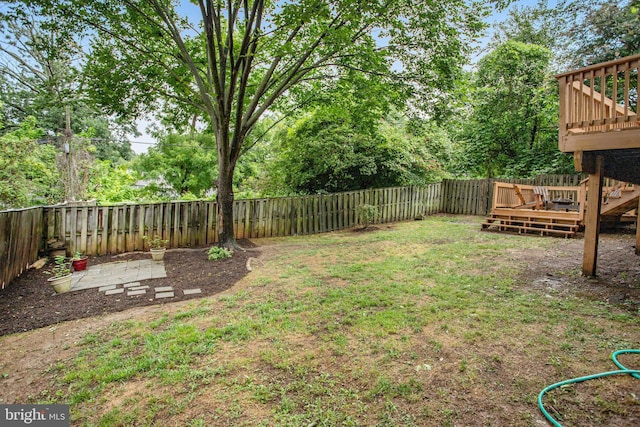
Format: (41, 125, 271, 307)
(129, 0, 560, 154)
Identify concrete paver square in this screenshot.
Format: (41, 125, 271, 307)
(155, 286, 173, 292)
(183, 289, 202, 295)
(105, 288, 124, 295)
(123, 282, 141, 288)
(127, 290, 146, 296)
(156, 292, 174, 299)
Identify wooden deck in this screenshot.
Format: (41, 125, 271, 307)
(557, 54, 640, 183)
(555, 54, 640, 275)
(481, 182, 584, 237)
(481, 180, 639, 238)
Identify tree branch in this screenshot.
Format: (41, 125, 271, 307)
(148, 0, 218, 122)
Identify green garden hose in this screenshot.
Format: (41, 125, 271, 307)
(538, 349, 640, 427)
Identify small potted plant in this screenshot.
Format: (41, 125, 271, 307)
(143, 235, 169, 261)
(70, 250, 88, 271)
(47, 255, 72, 293)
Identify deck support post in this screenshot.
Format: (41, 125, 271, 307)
(636, 196, 640, 256)
(582, 155, 604, 276)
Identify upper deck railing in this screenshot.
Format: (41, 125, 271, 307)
(556, 54, 640, 152)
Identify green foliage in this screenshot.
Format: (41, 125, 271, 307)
(208, 246, 233, 261)
(492, 1, 572, 58)
(268, 108, 380, 194)
(0, 7, 133, 161)
(134, 133, 216, 199)
(379, 114, 454, 184)
(569, 0, 640, 66)
(49, 255, 71, 278)
(143, 235, 168, 250)
(0, 116, 63, 208)
(459, 40, 572, 178)
(266, 104, 450, 195)
(356, 204, 378, 228)
(86, 160, 140, 203)
(31, 0, 488, 244)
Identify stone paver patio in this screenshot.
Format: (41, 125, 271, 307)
(71, 259, 167, 291)
(69, 259, 202, 300)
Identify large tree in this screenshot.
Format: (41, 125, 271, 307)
(27, 0, 488, 247)
(568, 0, 640, 67)
(461, 40, 572, 177)
(0, 6, 134, 162)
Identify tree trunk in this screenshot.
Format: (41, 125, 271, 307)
(217, 168, 237, 248)
(216, 131, 239, 249)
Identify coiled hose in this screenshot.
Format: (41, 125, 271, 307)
(538, 349, 640, 426)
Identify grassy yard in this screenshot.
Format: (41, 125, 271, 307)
(5, 215, 639, 426)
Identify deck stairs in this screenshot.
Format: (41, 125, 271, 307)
(600, 184, 640, 219)
(482, 213, 581, 237)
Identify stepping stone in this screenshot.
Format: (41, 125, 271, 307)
(127, 289, 146, 296)
(99, 284, 117, 292)
(183, 289, 202, 295)
(105, 288, 124, 295)
(130, 285, 149, 291)
(155, 291, 175, 299)
(155, 286, 174, 293)
(123, 282, 142, 288)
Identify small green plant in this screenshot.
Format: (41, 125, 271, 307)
(356, 204, 378, 228)
(71, 251, 84, 261)
(50, 255, 71, 278)
(208, 246, 233, 261)
(143, 235, 169, 249)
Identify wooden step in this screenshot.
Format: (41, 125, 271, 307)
(483, 216, 580, 229)
(481, 214, 580, 238)
(483, 217, 580, 228)
(482, 223, 575, 237)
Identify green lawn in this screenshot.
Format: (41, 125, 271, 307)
(23, 216, 640, 426)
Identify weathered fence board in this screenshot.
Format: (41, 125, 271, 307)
(0, 207, 43, 290)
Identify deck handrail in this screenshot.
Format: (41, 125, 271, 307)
(491, 181, 585, 222)
(556, 54, 640, 151)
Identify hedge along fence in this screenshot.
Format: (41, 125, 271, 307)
(0, 207, 43, 289)
(43, 184, 443, 256)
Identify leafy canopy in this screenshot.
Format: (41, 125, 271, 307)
(461, 40, 572, 178)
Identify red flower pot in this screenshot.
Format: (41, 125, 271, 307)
(72, 257, 88, 271)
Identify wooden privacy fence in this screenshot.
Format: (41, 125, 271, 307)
(0, 175, 584, 288)
(0, 207, 43, 289)
(44, 185, 442, 256)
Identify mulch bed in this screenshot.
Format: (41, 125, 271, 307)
(0, 241, 258, 336)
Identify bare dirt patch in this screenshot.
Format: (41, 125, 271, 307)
(0, 240, 258, 336)
(511, 229, 640, 314)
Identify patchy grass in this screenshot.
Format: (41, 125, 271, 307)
(10, 215, 640, 426)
